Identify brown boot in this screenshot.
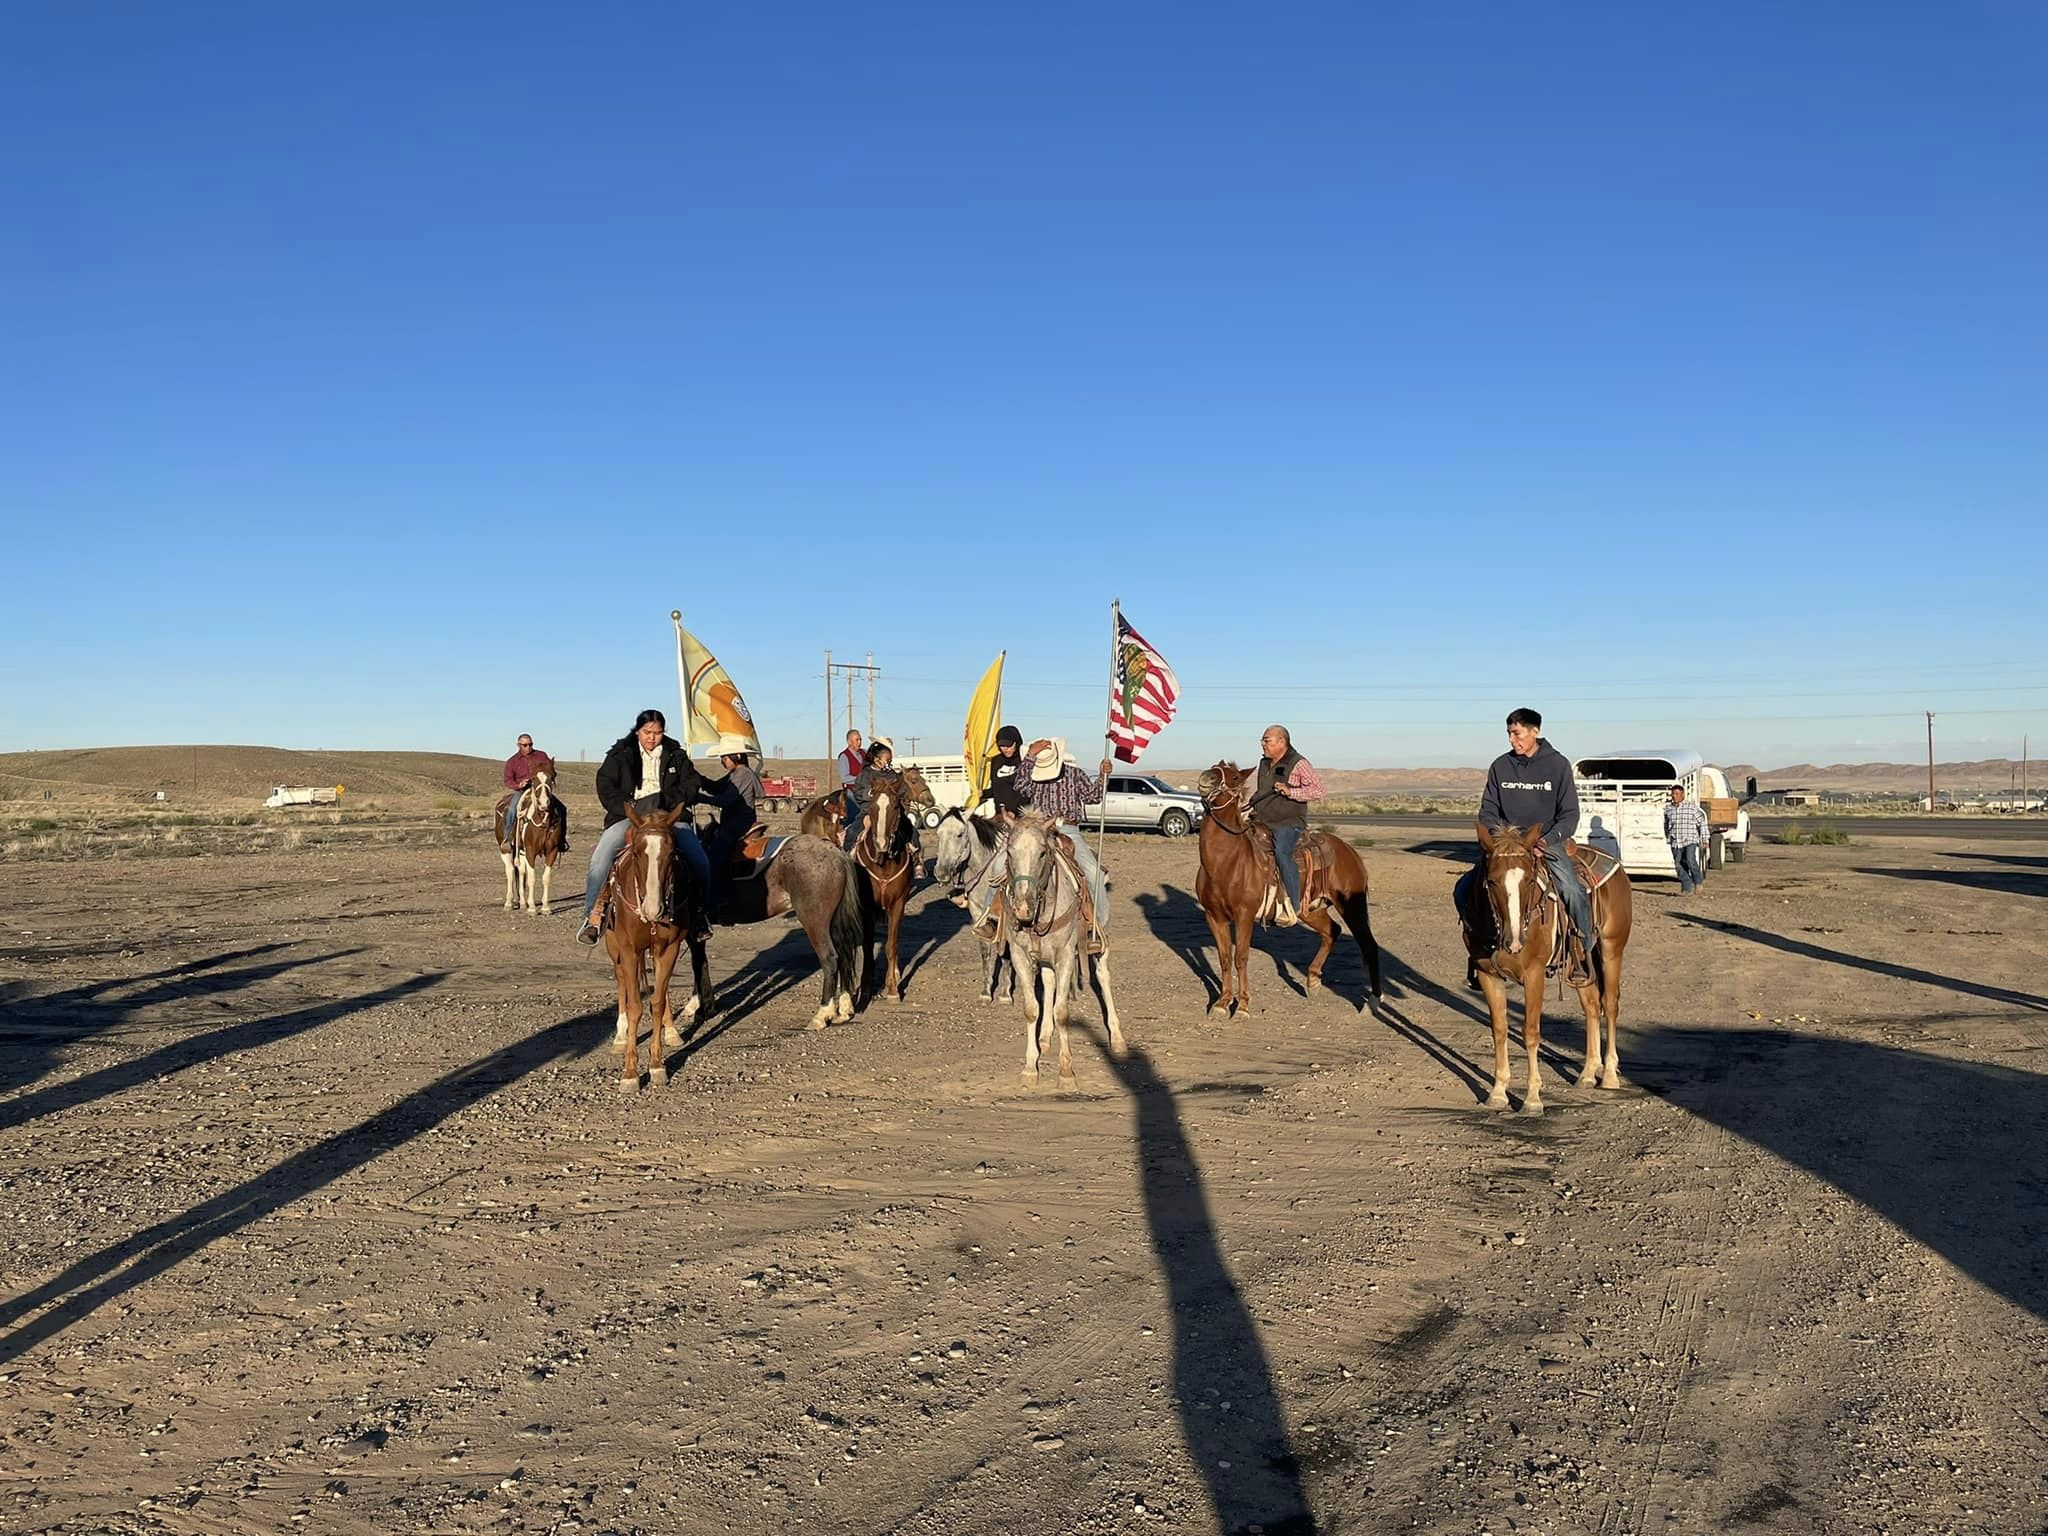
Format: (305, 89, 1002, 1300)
(1566, 937, 1594, 986)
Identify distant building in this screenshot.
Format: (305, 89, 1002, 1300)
(1754, 786, 1823, 807)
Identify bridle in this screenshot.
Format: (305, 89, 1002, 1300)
(1005, 829, 1073, 937)
(1198, 767, 1253, 836)
(1483, 839, 1549, 956)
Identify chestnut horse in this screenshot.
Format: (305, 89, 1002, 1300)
(495, 768, 563, 915)
(800, 788, 848, 841)
(601, 804, 711, 1093)
(1193, 761, 1382, 1018)
(1459, 822, 1632, 1114)
(852, 773, 918, 1002)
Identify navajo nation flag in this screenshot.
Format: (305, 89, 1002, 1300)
(1107, 611, 1179, 764)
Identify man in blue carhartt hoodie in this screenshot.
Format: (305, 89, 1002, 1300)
(1456, 706, 1598, 986)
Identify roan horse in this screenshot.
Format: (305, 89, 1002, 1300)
(1459, 822, 1633, 1114)
(1000, 811, 1127, 1086)
(1193, 760, 1382, 1018)
(601, 804, 711, 1093)
(495, 768, 564, 915)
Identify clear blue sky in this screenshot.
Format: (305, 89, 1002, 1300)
(5, 4, 2043, 769)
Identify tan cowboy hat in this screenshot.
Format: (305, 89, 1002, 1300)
(1029, 736, 1073, 783)
(869, 735, 894, 754)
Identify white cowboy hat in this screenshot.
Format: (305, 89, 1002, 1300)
(1029, 736, 1073, 783)
(714, 734, 755, 757)
(869, 735, 894, 754)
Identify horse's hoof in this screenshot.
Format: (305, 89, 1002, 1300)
(1573, 1071, 1598, 1089)
(1020, 1070, 1039, 1088)
(1519, 1100, 1545, 1118)
(808, 1014, 831, 1031)
(1483, 1091, 1510, 1111)
(617, 1076, 641, 1095)
(1107, 1038, 1129, 1060)
(1058, 1073, 1078, 1091)
(1305, 974, 1322, 991)
(663, 1026, 683, 1049)
(1600, 1072, 1626, 1091)
(649, 1066, 669, 1088)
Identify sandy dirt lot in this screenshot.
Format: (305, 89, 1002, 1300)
(2, 822, 2045, 1535)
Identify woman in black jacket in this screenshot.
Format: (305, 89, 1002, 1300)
(578, 709, 714, 943)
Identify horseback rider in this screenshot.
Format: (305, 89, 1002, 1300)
(704, 738, 763, 909)
(1459, 706, 1598, 985)
(502, 733, 568, 853)
(982, 737, 1111, 956)
(1248, 725, 1326, 927)
(576, 709, 714, 945)
(837, 729, 866, 797)
(841, 737, 898, 853)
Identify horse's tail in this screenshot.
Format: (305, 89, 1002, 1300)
(829, 848, 865, 988)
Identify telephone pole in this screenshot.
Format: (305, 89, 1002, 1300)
(1926, 711, 1936, 810)
(825, 652, 882, 757)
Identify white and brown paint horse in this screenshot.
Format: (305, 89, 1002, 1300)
(1460, 822, 1633, 1114)
(1000, 812, 1127, 1087)
(497, 768, 564, 915)
(602, 804, 711, 1093)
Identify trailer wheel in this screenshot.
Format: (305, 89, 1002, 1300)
(1710, 833, 1726, 870)
(1728, 839, 1745, 864)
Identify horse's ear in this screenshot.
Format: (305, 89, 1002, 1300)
(1475, 820, 1494, 850)
(1520, 824, 1544, 848)
(625, 803, 644, 828)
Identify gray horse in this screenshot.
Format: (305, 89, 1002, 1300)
(929, 807, 1015, 1004)
(997, 812, 1127, 1087)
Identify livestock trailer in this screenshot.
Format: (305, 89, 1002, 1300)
(1572, 750, 1750, 876)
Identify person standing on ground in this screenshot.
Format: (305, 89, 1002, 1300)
(1249, 725, 1326, 927)
(1665, 783, 1709, 896)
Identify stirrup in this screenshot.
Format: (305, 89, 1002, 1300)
(1272, 895, 1299, 928)
(1085, 927, 1105, 957)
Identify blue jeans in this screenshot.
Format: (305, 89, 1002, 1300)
(1271, 824, 1303, 908)
(1673, 842, 1703, 893)
(583, 817, 711, 922)
(502, 790, 523, 845)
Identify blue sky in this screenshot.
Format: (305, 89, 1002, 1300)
(4, 4, 2043, 769)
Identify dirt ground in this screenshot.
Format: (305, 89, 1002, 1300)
(2, 821, 2045, 1536)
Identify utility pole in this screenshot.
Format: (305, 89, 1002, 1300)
(2025, 734, 2030, 812)
(905, 736, 921, 756)
(1926, 711, 1936, 811)
(824, 653, 882, 750)
(824, 649, 833, 766)
(866, 652, 876, 740)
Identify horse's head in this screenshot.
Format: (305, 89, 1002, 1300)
(898, 766, 936, 812)
(1004, 813, 1060, 927)
(624, 803, 683, 924)
(1197, 761, 1253, 828)
(526, 768, 554, 814)
(929, 807, 970, 885)
(1476, 820, 1547, 956)
(862, 773, 902, 861)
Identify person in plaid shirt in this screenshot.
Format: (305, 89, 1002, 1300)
(968, 736, 1113, 955)
(1665, 784, 1710, 894)
(1251, 725, 1327, 926)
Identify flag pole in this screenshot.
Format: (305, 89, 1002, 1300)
(671, 610, 691, 754)
(1098, 598, 1118, 890)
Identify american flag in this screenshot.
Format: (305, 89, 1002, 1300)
(1107, 612, 1179, 764)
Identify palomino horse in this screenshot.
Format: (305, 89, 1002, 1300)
(601, 804, 712, 1092)
(1193, 761, 1382, 1018)
(495, 768, 564, 915)
(929, 807, 1015, 1004)
(852, 773, 918, 1002)
(799, 788, 848, 841)
(1460, 822, 1633, 1114)
(1000, 812, 1127, 1086)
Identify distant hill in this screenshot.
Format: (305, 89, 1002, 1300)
(1, 746, 2032, 809)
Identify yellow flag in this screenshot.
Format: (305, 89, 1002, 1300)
(673, 614, 762, 757)
(963, 651, 1005, 807)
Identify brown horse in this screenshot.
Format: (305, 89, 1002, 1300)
(495, 768, 564, 914)
(601, 804, 711, 1093)
(852, 773, 918, 1002)
(1193, 761, 1382, 1018)
(1459, 822, 1632, 1114)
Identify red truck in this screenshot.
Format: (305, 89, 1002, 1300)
(760, 774, 818, 813)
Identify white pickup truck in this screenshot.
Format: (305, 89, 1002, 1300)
(263, 784, 343, 809)
(1571, 750, 1751, 877)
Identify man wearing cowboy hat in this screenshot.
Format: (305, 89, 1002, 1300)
(704, 736, 763, 910)
(986, 736, 1112, 954)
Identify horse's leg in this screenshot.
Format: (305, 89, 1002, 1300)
(615, 946, 642, 1093)
(1520, 960, 1546, 1116)
(1572, 977, 1602, 1088)
(1599, 942, 1625, 1089)
(1301, 908, 1337, 992)
(1478, 970, 1511, 1110)
(538, 856, 553, 918)
(884, 888, 905, 1002)
(1343, 891, 1383, 1007)
(501, 846, 515, 909)
(978, 937, 1000, 1003)
(1019, 950, 1045, 1086)
(1053, 948, 1078, 1088)
(1092, 952, 1127, 1059)
(1202, 909, 1235, 1015)
(1232, 914, 1255, 1018)
(648, 940, 679, 1087)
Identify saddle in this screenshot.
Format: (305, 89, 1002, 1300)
(1528, 841, 1619, 977)
(1250, 825, 1337, 924)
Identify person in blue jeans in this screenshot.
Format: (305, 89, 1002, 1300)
(576, 709, 713, 944)
(1664, 784, 1709, 895)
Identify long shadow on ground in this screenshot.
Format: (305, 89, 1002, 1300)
(1102, 1041, 1314, 1535)
(1136, 884, 1221, 997)
(1854, 864, 2048, 900)
(1628, 1026, 2048, 1324)
(0, 1005, 612, 1366)
(1669, 912, 2048, 1013)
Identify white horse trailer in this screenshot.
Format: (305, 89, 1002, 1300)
(1572, 750, 1750, 877)
(894, 755, 971, 828)
(263, 784, 343, 809)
